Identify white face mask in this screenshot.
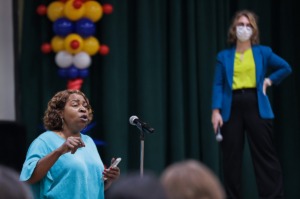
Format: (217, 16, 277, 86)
(236, 26, 253, 42)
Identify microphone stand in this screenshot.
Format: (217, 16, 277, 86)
(139, 130, 145, 178)
(135, 123, 146, 178)
(130, 117, 155, 178)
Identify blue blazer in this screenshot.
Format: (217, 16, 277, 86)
(212, 45, 292, 122)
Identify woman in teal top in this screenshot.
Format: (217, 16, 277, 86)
(211, 10, 291, 199)
(20, 90, 120, 199)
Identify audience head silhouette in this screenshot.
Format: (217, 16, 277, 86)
(161, 159, 225, 199)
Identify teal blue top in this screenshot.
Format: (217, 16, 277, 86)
(20, 131, 105, 199)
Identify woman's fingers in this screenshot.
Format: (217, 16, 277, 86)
(263, 83, 267, 95)
(65, 137, 85, 154)
(212, 111, 223, 133)
(103, 167, 120, 181)
(263, 78, 272, 95)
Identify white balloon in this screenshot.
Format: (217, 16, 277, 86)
(55, 51, 73, 68)
(73, 52, 91, 69)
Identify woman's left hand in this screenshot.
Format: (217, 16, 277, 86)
(263, 78, 272, 95)
(103, 166, 120, 182)
(103, 158, 120, 189)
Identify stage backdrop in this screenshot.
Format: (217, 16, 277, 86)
(18, 0, 300, 198)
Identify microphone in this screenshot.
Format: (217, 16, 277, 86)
(129, 115, 155, 133)
(216, 125, 223, 142)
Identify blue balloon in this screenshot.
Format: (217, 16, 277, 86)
(53, 17, 74, 37)
(67, 66, 79, 79)
(75, 18, 95, 38)
(57, 68, 69, 78)
(78, 69, 89, 78)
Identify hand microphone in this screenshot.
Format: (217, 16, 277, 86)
(129, 115, 155, 133)
(216, 125, 223, 142)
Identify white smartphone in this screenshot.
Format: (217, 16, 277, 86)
(109, 157, 122, 168)
(103, 158, 122, 181)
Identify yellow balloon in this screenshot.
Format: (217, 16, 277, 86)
(83, 37, 100, 56)
(64, 0, 85, 21)
(51, 36, 65, 52)
(84, 1, 103, 22)
(64, 34, 83, 54)
(47, 1, 64, 22)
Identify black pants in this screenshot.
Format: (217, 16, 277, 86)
(221, 89, 284, 199)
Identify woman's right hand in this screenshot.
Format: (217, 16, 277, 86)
(58, 136, 85, 155)
(211, 109, 223, 134)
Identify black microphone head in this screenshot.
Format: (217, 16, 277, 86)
(129, 115, 138, 125)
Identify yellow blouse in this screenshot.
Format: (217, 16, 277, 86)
(232, 48, 256, 90)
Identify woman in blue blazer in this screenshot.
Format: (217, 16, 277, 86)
(211, 10, 291, 199)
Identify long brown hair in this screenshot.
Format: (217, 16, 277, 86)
(43, 90, 93, 131)
(227, 10, 260, 45)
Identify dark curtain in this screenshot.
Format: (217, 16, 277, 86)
(18, 0, 300, 198)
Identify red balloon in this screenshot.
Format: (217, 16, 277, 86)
(36, 5, 47, 15)
(73, 0, 83, 9)
(103, 4, 114, 14)
(41, 43, 52, 54)
(70, 40, 80, 49)
(99, 44, 110, 55)
(67, 78, 83, 90)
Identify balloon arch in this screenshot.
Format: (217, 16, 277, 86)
(37, 0, 113, 90)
